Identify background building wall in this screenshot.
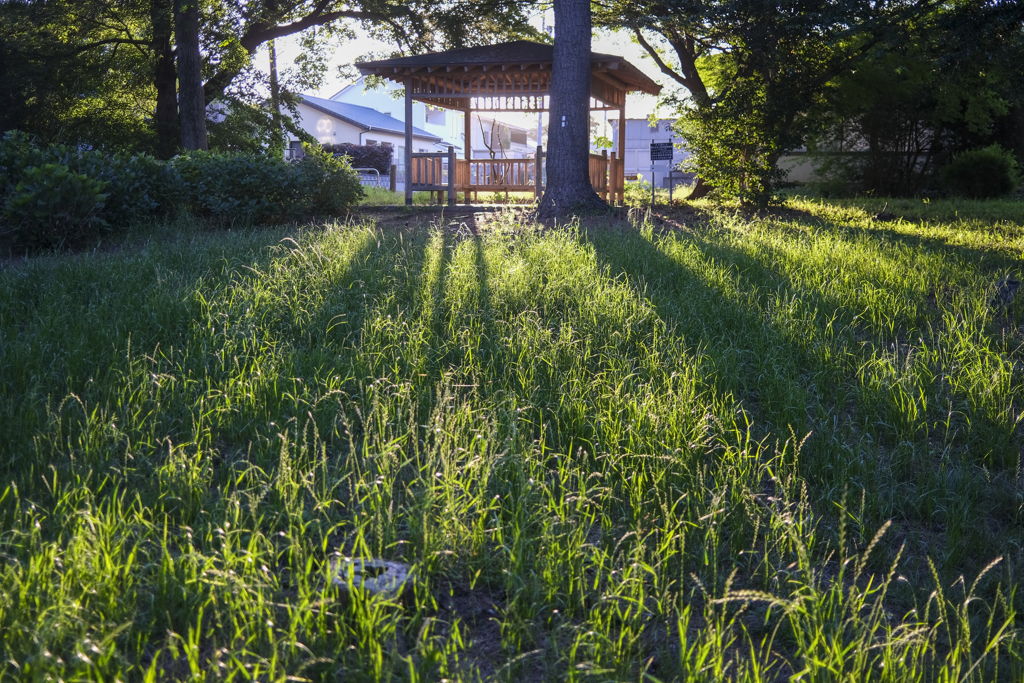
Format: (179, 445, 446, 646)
(609, 119, 690, 184)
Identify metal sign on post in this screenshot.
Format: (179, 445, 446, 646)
(650, 141, 674, 208)
(650, 142, 674, 161)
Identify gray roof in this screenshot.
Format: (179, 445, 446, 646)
(357, 40, 661, 96)
(299, 95, 442, 141)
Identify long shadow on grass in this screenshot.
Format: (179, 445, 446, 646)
(585, 225, 1022, 572)
(829, 219, 1023, 275)
(732, 217, 1020, 460)
(588, 228, 814, 436)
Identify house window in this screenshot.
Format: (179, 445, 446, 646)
(381, 142, 393, 148)
(365, 139, 377, 146)
(648, 121, 659, 132)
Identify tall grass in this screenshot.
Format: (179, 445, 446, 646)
(0, 200, 1020, 680)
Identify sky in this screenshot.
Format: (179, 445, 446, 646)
(256, 7, 680, 131)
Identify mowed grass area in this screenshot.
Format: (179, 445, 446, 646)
(1, 197, 1023, 681)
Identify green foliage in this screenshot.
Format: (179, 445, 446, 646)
(171, 148, 363, 223)
(294, 142, 365, 214)
(1, 131, 183, 227)
(0, 132, 362, 250)
(675, 77, 788, 206)
(1, 164, 109, 248)
(63, 151, 186, 224)
(0, 0, 541, 155)
(0, 130, 48, 186)
(598, 0, 886, 206)
(0, 0, 158, 153)
(805, 2, 1024, 196)
(623, 177, 654, 206)
(170, 151, 299, 222)
(940, 145, 1021, 198)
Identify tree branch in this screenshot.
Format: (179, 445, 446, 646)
(632, 28, 689, 88)
(204, 6, 412, 104)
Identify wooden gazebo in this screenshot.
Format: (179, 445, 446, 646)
(357, 41, 662, 205)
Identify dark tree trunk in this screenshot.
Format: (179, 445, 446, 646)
(175, 0, 207, 151)
(536, 0, 606, 221)
(151, 0, 178, 158)
(686, 177, 714, 200)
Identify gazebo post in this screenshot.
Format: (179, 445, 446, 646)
(617, 105, 626, 205)
(404, 77, 413, 206)
(535, 145, 543, 202)
(464, 107, 472, 205)
(614, 104, 622, 205)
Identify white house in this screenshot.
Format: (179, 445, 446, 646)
(288, 95, 445, 176)
(608, 118, 691, 187)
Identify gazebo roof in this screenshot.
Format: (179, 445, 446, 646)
(357, 40, 661, 97)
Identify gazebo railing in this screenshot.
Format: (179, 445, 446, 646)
(456, 159, 537, 190)
(408, 145, 625, 206)
(409, 147, 456, 205)
(589, 151, 624, 203)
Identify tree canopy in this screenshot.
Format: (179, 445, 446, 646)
(0, 0, 542, 156)
(595, 0, 1024, 202)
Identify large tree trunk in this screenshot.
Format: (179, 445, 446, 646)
(175, 0, 207, 151)
(686, 177, 714, 200)
(536, 0, 606, 222)
(151, 0, 178, 159)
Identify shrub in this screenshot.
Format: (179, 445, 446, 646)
(939, 145, 1020, 198)
(1, 131, 186, 226)
(2, 163, 109, 248)
(171, 149, 363, 222)
(321, 143, 393, 173)
(293, 143, 364, 215)
(0, 130, 364, 250)
(0, 130, 47, 190)
(171, 150, 300, 222)
(61, 149, 185, 224)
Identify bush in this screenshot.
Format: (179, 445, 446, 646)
(69, 151, 185, 223)
(293, 143, 364, 215)
(0, 130, 365, 251)
(0, 131, 47, 189)
(939, 145, 1020, 198)
(321, 143, 393, 173)
(171, 150, 300, 222)
(2, 163, 109, 248)
(171, 148, 363, 222)
(1, 131, 185, 226)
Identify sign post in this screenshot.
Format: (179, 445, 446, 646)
(650, 141, 674, 209)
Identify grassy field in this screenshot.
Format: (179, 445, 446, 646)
(1, 197, 1023, 681)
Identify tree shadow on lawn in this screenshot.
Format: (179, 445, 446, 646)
(824, 217, 1024, 277)
(0, 226, 320, 480)
(584, 223, 1023, 578)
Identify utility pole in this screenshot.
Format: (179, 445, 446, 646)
(269, 39, 283, 156)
